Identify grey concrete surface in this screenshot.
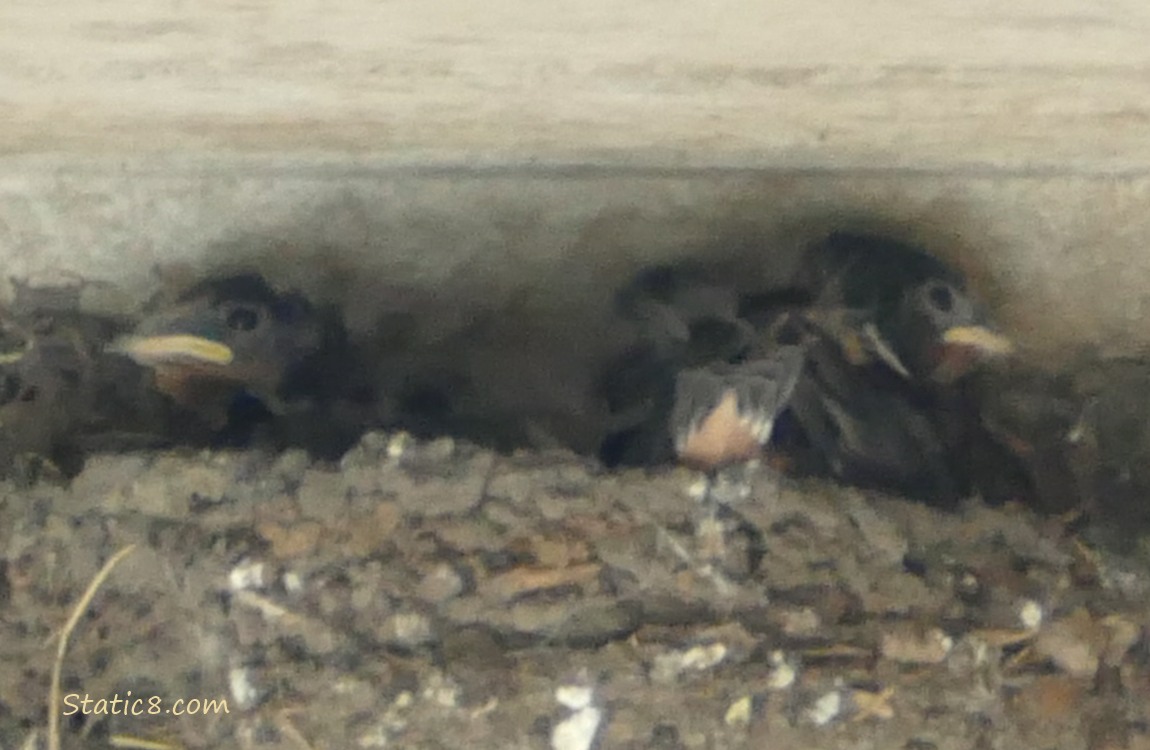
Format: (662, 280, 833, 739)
(4, 0, 1150, 170)
(1, 0, 1148, 364)
(1, 160, 1147, 362)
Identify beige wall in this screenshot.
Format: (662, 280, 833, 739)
(1, 0, 1148, 361)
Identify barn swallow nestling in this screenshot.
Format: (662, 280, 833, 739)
(795, 232, 1014, 385)
(599, 240, 1015, 511)
(671, 342, 805, 516)
(0, 294, 137, 480)
(661, 338, 805, 572)
(111, 273, 324, 432)
(597, 265, 754, 467)
(0, 311, 89, 478)
(613, 263, 755, 366)
(672, 344, 806, 473)
(969, 361, 1084, 513)
(969, 354, 1150, 550)
(1061, 356, 1150, 553)
(783, 331, 968, 507)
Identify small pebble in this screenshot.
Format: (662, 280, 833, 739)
(881, 625, 953, 665)
(417, 563, 465, 603)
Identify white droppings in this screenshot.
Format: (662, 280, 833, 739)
(228, 560, 266, 591)
(687, 478, 711, 501)
(712, 480, 751, 505)
(370, 690, 414, 740)
(551, 707, 603, 750)
(682, 643, 727, 670)
(386, 432, 411, 459)
(651, 642, 728, 682)
(282, 570, 304, 594)
(766, 650, 796, 690)
(421, 671, 460, 708)
(555, 684, 595, 711)
(808, 690, 842, 727)
(724, 695, 753, 726)
(552, 679, 602, 750)
(1019, 599, 1044, 630)
(228, 667, 260, 709)
(750, 417, 774, 443)
(427, 683, 459, 708)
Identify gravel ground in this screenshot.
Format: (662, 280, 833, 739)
(2, 431, 1149, 750)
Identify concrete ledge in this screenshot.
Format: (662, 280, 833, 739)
(2, 0, 1147, 377)
(1, 157, 1146, 364)
(4, 0, 1150, 170)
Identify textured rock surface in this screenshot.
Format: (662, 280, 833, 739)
(3, 434, 1149, 749)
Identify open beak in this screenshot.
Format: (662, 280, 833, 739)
(111, 334, 235, 367)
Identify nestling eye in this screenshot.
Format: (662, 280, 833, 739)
(225, 306, 261, 331)
(926, 283, 954, 313)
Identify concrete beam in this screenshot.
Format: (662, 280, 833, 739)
(0, 0, 1146, 365)
(3, 0, 1150, 170)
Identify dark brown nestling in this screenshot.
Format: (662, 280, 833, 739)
(0, 291, 134, 479)
(1062, 355, 1150, 552)
(671, 344, 806, 473)
(598, 264, 756, 467)
(112, 273, 323, 429)
(783, 332, 967, 506)
(795, 233, 1013, 385)
(613, 263, 755, 367)
(969, 360, 1085, 513)
(972, 354, 1150, 550)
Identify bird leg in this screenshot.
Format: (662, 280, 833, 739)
(692, 460, 761, 571)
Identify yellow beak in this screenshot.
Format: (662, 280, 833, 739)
(942, 325, 1014, 356)
(111, 335, 235, 366)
